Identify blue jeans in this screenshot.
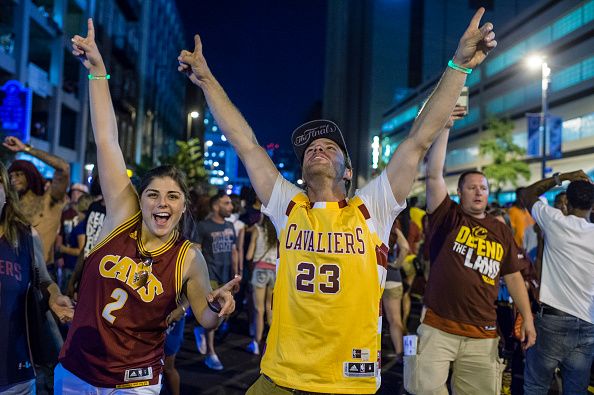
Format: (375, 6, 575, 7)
(524, 311, 594, 395)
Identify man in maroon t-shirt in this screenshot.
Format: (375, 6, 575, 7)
(403, 108, 536, 395)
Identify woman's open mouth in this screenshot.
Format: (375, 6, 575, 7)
(153, 212, 171, 226)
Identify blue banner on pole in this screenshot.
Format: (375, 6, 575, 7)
(526, 113, 541, 157)
(0, 80, 32, 143)
(548, 115, 562, 159)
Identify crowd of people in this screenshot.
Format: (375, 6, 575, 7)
(0, 6, 592, 395)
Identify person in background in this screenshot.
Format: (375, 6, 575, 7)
(3, 137, 71, 394)
(245, 214, 278, 355)
(192, 191, 239, 370)
(226, 194, 246, 273)
(238, 187, 262, 341)
(383, 223, 409, 363)
(411, 104, 535, 395)
(81, 173, 105, 259)
(66, 174, 105, 300)
(508, 187, 534, 247)
(520, 170, 594, 395)
(56, 193, 93, 294)
(226, 193, 246, 328)
(0, 160, 73, 395)
(489, 206, 535, 395)
(58, 183, 89, 255)
(55, 183, 89, 288)
(3, 136, 70, 267)
(396, 204, 422, 332)
(60, 183, 89, 238)
(162, 300, 189, 395)
(523, 190, 567, 282)
(408, 196, 426, 234)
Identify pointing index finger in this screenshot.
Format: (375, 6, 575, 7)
(87, 18, 95, 40)
(194, 34, 202, 53)
(469, 7, 485, 30)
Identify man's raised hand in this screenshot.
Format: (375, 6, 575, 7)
(2, 136, 26, 152)
(71, 18, 105, 74)
(564, 170, 591, 183)
(445, 105, 468, 129)
(453, 8, 497, 70)
(177, 35, 212, 86)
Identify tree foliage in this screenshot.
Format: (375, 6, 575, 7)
(479, 118, 530, 199)
(160, 137, 208, 188)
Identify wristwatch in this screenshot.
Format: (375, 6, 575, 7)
(24, 144, 32, 152)
(553, 172, 562, 186)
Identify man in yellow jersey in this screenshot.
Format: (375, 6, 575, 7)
(414, 108, 537, 394)
(177, 7, 496, 394)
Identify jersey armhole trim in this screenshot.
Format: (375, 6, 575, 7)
(175, 240, 193, 303)
(87, 211, 141, 258)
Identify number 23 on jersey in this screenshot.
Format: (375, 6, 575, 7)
(295, 262, 341, 294)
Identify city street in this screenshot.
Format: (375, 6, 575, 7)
(2, 2, 594, 394)
(168, 310, 405, 395)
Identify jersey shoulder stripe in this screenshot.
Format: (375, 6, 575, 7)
(351, 197, 389, 268)
(288, 193, 309, 209)
(175, 240, 192, 303)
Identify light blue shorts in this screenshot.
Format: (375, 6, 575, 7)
(54, 363, 161, 395)
(251, 268, 276, 289)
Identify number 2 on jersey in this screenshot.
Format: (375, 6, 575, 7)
(296, 262, 340, 294)
(102, 288, 128, 324)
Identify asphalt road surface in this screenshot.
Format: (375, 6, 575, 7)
(164, 310, 405, 395)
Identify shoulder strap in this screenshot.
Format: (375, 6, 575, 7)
(29, 229, 39, 288)
(254, 246, 274, 263)
(19, 227, 39, 288)
(252, 227, 273, 262)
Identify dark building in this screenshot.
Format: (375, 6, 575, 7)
(0, 0, 186, 182)
(382, 0, 594, 204)
(323, 0, 534, 186)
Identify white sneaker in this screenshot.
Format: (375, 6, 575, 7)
(247, 340, 260, 355)
(205, 354, 224, 371)
(194, 326, 207, 355)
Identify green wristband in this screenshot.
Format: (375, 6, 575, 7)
(447, 59, 472, 74)
(88, 74, 111, 80)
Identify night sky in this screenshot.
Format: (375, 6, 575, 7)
(174, 1, 327, 150)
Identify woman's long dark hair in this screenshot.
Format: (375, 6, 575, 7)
(0, 161, 30, 248)
(261, 214, 277, 250)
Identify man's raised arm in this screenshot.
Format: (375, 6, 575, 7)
(425, 107, 466, 213)
(425, 129, 450, 214)
(519, 170, 591, 212)
(2, 136, 70, 202)
(385, 8, 496, 204)
(178, 36, 279, 206)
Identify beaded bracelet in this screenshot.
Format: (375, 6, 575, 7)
(447, 59, 472, 75)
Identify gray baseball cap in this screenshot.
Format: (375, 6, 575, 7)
(291, 119, 350, 166)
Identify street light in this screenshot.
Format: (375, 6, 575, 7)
(186, 111, 200, 140)
(527, 55, 551, 178)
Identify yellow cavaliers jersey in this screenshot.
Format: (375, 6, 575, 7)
(261, 193, 389, 394)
